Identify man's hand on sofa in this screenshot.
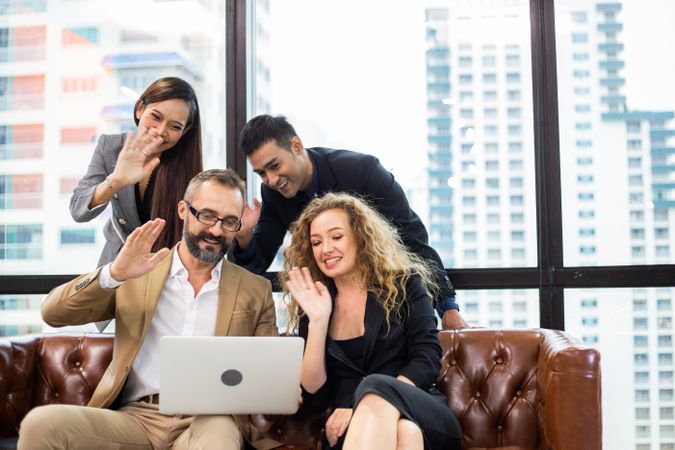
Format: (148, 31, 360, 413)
(442, 309, 469, 330)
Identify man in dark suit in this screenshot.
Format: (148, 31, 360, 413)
(229, 114, 466, 329)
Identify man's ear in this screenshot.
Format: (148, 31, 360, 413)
(177, 200, 187, 221)
(290, 136, 304, 155)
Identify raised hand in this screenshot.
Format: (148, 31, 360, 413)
(109, 128, 164, 188)
(234, 197, 261, 249)
(285, 267, 332, 325)
(325, 408, 353, 447)
(109, 219, 170, 282)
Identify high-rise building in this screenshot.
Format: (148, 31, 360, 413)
(0, 0, 230, 336)
(425, 1, 675, 448)
(425, 0, 539, 330)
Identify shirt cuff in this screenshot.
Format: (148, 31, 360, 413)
(233, 238, 257, 262)
(99, 263, 124, 291)
(435, 296, 460, 315)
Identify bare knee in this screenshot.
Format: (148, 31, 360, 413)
(354, 393, 400, 421)
(357, 393, 390, 410)
(396, 419, 423, 450)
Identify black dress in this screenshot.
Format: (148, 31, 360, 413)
(299, 276, 462, 450)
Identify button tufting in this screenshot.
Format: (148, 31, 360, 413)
(496, 357, 503, 364)
(497, 425, 504, 432)
(75, 361, 81, 367)
(516, 390, 522, 396)
(475, 392, 481, 398)
(451, 360, 457, 366)
(54, 392, 59, 398)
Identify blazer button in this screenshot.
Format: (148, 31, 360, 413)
(113, 193, 119, 199)
(119, 218, 127, 225)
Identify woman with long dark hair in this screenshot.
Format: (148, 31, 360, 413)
(71, 77, 202, 266)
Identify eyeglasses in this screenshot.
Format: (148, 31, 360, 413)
(185, 201, 242, 232)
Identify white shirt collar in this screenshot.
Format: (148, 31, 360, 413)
(169, 243, 223, 282)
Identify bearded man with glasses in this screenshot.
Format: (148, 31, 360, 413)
(17, 169, 280, 450)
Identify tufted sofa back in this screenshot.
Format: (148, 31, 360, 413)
(0, 334, 113, 439)
(438, 328, 601, 450)
(0, 329, 600, 450)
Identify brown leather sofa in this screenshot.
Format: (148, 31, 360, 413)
(0, 329, 601, 450)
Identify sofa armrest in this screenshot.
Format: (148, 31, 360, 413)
(537, 329, 602, 450)
(0, 334, 114, 440)
(0, 335, 41, 438)
(251, 407, 331, 450)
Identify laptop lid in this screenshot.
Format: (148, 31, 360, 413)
(159, 336, 304, 415)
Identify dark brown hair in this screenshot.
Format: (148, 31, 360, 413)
(134, 77, 203, 252)
(239, 114, 297, 156)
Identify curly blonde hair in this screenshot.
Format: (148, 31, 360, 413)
(280, 192, 438, 333)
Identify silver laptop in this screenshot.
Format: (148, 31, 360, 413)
(159, 336, 304, 415)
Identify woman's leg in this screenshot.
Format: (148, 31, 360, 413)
(345, 373, 461, 450)
(396, 419, 423, 450)
(343, 393, 400, 450)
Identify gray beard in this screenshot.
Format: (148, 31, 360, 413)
(183, 230, 228, 264)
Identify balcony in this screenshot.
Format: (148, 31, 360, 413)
(598, 42, 624, 52)
(0, 94, 44, 110)
(598, 60, 624, 70)
(101, 51, 201, 78)
(597, 22, 623, 32)
(0, 45, 46, 63)
(596, 3, 622, 12)
(0, 142, 43, 160)
(600, 77, 625, 87)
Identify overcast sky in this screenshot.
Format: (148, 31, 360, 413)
(267, 0, 428, 186)
(266, 0, 675, 187)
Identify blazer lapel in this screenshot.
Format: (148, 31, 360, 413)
(117, 184, 142, 229)
(140, 247, 173, 336)
(362, 293, 385, 366)
(109, 134, 142, 230)
(308, 148, 338, 193)
(214, 260, 241, 335)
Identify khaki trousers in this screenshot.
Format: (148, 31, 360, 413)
(17, 401, 243, 450)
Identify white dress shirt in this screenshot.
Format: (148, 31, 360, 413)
(99, 246, 222, 404)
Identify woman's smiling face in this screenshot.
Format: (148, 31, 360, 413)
(135, 98, 190, 153)
(310, 208, 359, 282)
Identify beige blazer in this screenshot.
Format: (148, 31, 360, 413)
(41, 251, 280, 450)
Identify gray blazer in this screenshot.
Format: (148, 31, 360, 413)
(70, 133, 143, 268)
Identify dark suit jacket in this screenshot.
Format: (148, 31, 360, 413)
(298, 275, 442, 410)
(230, 147, 455, 301)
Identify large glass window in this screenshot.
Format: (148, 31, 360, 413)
(566, 287, 675, 449)
(251, 0, 537, 271)
(0, 0, 228, 276)
(557, 0, 675, 266)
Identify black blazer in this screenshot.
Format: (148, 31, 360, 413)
(299, 275, 442, 410)
(230, 147, 455, 301)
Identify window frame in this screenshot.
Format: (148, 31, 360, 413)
(3, 0, 675, 332)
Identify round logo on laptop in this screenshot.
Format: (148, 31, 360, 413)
(221, 369, 243, 386)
